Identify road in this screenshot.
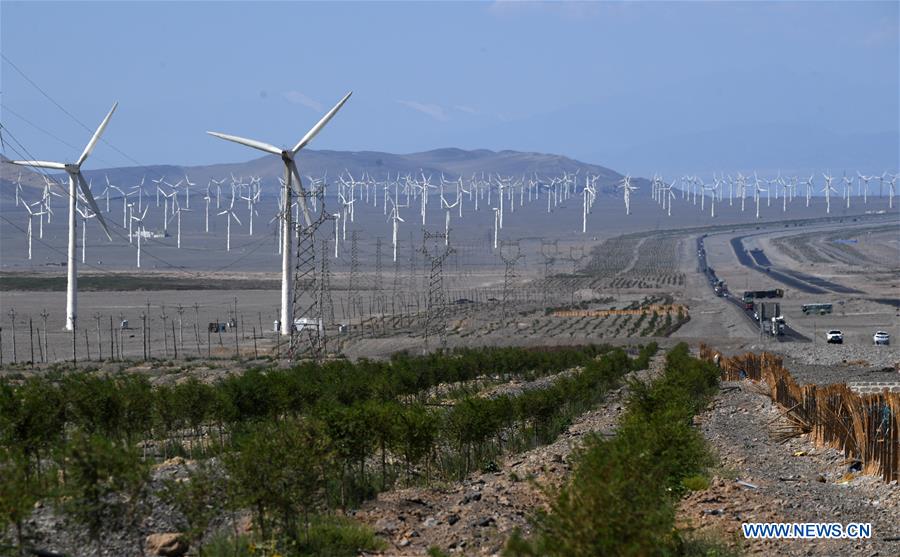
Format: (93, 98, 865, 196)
(697, 235, 809, 343)
(730, 236, 862, 295)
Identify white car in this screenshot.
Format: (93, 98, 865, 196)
(873, 331, 890, 346)
(826, 330, 843, 344)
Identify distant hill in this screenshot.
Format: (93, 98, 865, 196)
(2, 148, 643, 201)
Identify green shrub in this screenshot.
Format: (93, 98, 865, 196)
(508, 343, 720, 556)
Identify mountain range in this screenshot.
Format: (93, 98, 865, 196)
(1, 148, 642, 201)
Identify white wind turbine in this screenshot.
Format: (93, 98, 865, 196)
(841, 173, 853, 209)
(75, 203, 96, 264)
(618, 175, 636, 215)
(822, 172, 837, 214)
(207, 91, 351, 336)
(802, 175, 813, 207)
(182, 174, 195, 209)
(131, 205, 149, 268)
(753, 176, 766, 219)
(152, 175, 167, 207)
(387, 198, 405, 261)
(8, 102, 116, 330)
(332, 211, 342, 258)
(211, 177, 226, 209)
(887, 174, 896, 209)
(704, 180, 719, 218)
(170, 202, 193, 249)
(217, 200, 242, 252)
(160, 187, 178, 234)
(23, 202, 47, 260)
(663, 183, 676, 217)
(492, 207, 500, 249)
(857, 172, 871, 205)
(440, 185, 460, 245)
(582, 175, 596, 233)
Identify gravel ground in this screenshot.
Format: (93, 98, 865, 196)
(699, 340, 900, 387)
(679, 380, 900, 556)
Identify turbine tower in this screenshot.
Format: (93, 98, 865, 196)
(9, 103, 116, 330)
(208, 92, 352, 336)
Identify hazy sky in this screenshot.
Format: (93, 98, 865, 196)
(2, 1, 898, 175)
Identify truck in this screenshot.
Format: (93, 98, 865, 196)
(754, 301, 785, 336)
(713, 279, 727, 296)
(770, 315, 786, 336)
(743, 288, 784, 300)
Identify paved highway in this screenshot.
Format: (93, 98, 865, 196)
(697, 235, 809, 343)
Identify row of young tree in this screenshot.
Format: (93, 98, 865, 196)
(506, 343, 729, 557)
(1, 343, 655, 555)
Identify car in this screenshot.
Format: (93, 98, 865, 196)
(826, 330, 843, 344)
(873, 331, 890, 346)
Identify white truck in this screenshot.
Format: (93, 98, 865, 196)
(755, 301, 785, 336)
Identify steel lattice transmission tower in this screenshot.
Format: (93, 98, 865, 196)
(349, 230, 361, 319)
(540, 240, 558, 306)
(289, 190, 329, 360)
(422, 230, 453, 348)
(500, 241, 523, 328)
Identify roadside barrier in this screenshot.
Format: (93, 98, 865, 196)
(700, 344, 898, 483)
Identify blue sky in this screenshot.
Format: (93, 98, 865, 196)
(2, 1, 898, 175)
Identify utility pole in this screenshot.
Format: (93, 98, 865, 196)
(93, 312, 102, 361)
(40, 309, 49, 363)
(7, 308, 17, 364)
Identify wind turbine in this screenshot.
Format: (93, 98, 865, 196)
(753, 176, 766, 219)
(663, 183, 676, 216)
(23, 202, 47, 260)
(208, 91, 352, 336)
(822, 172, 837, 214)
(841, 173, 853, 209)
(802, 175, 813, 207)
(492, 207, 500, 249)
(887, 174, 896, 209)
(131, 205, 149, 268)
(217, 201, 242, 252)
(183, 174, 195, 209)
(387, 198, 405, 261)
(856, 172, 871, 205)
(8, 102, 116, 330)
(75, 204, 97, 264)
(618, 175, 636, 215)
(170, 203, 192, 249)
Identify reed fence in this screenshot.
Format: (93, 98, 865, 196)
(700, 344, 898, 483)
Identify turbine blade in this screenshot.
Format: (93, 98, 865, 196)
(76, 172, 112, 240)
(291, 91, 352, 154)
(77, 102, 118, 167)
(9, 160, 67, 170)
(207, 132, 282, 156)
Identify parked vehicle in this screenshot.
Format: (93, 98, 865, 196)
(873, 331, 890, 345)
(293, 317, 324, 333)
(826, 330, 843, 344)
